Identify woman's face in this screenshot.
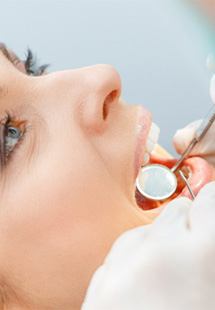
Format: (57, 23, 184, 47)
(0, 46, 153, 309)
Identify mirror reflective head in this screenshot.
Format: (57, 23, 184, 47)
(136, 164, 177, 201)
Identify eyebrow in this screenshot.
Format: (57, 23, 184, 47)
(0, 44, 49, 77)
(0, 44, 23, 69)
(0, 43, 9, 56)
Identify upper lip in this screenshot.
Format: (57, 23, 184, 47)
(134, 106, 152, 180)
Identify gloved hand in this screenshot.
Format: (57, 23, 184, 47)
(173, 75, 215, 166)
(82, 182, 215, 310)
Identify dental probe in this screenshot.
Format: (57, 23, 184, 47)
(171, 105, 215, 173)
(178, 170, 195, 200)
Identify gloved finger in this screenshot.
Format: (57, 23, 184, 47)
(82, 226, 157, 310)
(82, 264, 109, 310)
(173, 119, 201, 154)
(149, 197, 192, 239)
(189, 181, 215, 237)
(102, 224, 151, 264)
(173, 119, 215, 166)
(210, 74, 215, 104)
(173, 74, 215, 166)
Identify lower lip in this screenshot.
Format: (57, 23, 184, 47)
(134, 106, 152, 180)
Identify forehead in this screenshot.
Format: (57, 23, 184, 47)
(0, 53, 28, 105)
(0, 52, 12, 97)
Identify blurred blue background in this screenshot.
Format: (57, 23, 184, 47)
(0, 0, 214, 153)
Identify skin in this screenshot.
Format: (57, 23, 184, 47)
(0, 47, 158, 309)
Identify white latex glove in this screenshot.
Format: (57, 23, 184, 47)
(82, 182, 215, 310)
(173, 75, 215, 166)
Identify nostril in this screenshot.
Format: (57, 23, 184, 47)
(103, 90, 118, 120)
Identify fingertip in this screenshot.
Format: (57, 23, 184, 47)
(166, 196, 192, 209)
(197, 181, 215, 198)
(191, 181, 215, 215)
(154, 196, 192, 225)
(173, 129, 186, 154)
(190, 181, 215, 234)
(173, 120, 202, 154)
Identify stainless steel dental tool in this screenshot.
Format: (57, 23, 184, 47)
(136, 105, 215, 201)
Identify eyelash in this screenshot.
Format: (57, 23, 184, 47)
(0, 47, 49, 166)
(0, 111, 27, 166)
(0, 47, 48, 166)
(24, 48, 49, 76)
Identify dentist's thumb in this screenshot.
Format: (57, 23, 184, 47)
(173, 74, 215, 166)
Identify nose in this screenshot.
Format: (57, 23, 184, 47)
(79, 64, 121, 133)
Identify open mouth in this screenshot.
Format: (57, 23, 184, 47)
(135, 126, 215, 211)
(134, 107, 160, 180)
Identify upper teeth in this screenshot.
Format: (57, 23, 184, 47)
(146, 122, 160, 154)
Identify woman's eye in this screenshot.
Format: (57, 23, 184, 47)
(7, 126, 21, 139)
(0, 112, 27, 165)
(0, 112, 27, 166)
(5, 126, 23, 157)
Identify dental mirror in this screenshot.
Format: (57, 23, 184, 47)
(136, 105, 215, 202)
(136, 164, 177, 201)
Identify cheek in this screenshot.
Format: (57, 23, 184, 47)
(1, 138, 116, 245)
(0, 144, 124, 295)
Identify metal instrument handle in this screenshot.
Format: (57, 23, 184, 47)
(171, 105, 215, 173)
